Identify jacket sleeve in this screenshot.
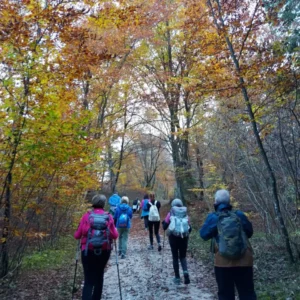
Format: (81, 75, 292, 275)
(156, 201, 161, 211)
(128, 207, 133, 219)
(108, 214, 119, 239)
(199, 213, 218, 241)
(74, 213, 88, 239)
(113, 207, 119, 221)
(162, 212, 171, 230)
(236, 210, 253, 238)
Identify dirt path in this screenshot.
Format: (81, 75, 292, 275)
(101, 213, 215, 300)
(2, 205, 217, 300)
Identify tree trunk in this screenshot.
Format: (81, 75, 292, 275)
(207, 0, 294, 262)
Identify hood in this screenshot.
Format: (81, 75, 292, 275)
(119, 203, 129, 210)
(109, 194, 121, 205)
(214, 203, 232, 212)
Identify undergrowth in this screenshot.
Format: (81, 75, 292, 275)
(252, 233, 300, 300)
(189, 227, 300, 298)
(22, 235, 77, 271)
(189, 204, 300, 300)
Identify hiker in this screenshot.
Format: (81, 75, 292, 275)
(108, 191, 121, 216)
(132, 198, 140, 213)
(74, 194, 118, 300)
(199, 189, 256, 300)
(114, 196, 133, 259)
(162, 198, 191, 285)
(147, 192, 162, 251)
(140, 194, 150, 230)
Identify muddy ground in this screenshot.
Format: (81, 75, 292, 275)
(101, 213, 216, 300)
(2, 206, 218, 300)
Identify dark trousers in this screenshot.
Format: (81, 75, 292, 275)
(215, 266, 257, 300)
(81, 250, 111, 300)
(148, 221, 161, 245)
(143, 215, 149, 229)
(169, 235, 188, 277)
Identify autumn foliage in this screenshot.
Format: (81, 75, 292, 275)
(0, 0, 299, 278)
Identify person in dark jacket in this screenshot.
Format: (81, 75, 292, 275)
(147, 192, 162, 251)
(162, 198, 191, 285)
(199, 189, 256, 300)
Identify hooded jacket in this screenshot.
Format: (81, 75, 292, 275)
(108, 194, 121, 207)
(140, 198, 150, 217)
(114, 203, 133, 229)
(74, 208, 118, 251)
(200, 203, 254, 267)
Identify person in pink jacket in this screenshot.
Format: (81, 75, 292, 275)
(74, 194, 118, 300)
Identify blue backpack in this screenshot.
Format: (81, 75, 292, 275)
(142, 199, 149, 211)
(118, 207, 129, 228)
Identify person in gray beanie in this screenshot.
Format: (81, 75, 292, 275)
(92, 194, 107, 208)
(199, 189, 256, 300)
(162, 198, 192, 285)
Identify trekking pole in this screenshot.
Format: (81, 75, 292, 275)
(161, 230, 166, 272)
(72, 240, 80, 300)
(114, 240, 123, 300)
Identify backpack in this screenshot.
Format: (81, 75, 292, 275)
(148, 201, 160, 221)
(168, 206, 189, 238)
(118, 207, 129, 228)
(142, 199, 149, 211)
(216, 211, 248, 259)
(85, 211, 110, 256)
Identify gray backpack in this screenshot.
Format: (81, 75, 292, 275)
(85, 211, 110, 256)
(216, 211, 248, 259)
(168, 206, 189, 238)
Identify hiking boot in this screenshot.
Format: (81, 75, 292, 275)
(173, 277, 180, 285)
(183, 272, 190, 284)
(148, 245, 154, 250)
(121, 254, 126, 259)
(158, 244, 162, 252)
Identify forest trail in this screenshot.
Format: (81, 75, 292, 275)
(100, 212, 215, 300)
(3, 204, 216, 300)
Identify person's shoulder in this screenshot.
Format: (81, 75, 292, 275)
(81, 211, 90, 218)
(207, 211, 217, 216)
(234, 210, 246, 216)
(206, 211, 218, 220)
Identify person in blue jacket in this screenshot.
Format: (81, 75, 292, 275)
(140, 194, 150, 230)
(199, 189, 256, 300)
(108, 191, 121, 216)
(113, 196, 133, 259)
